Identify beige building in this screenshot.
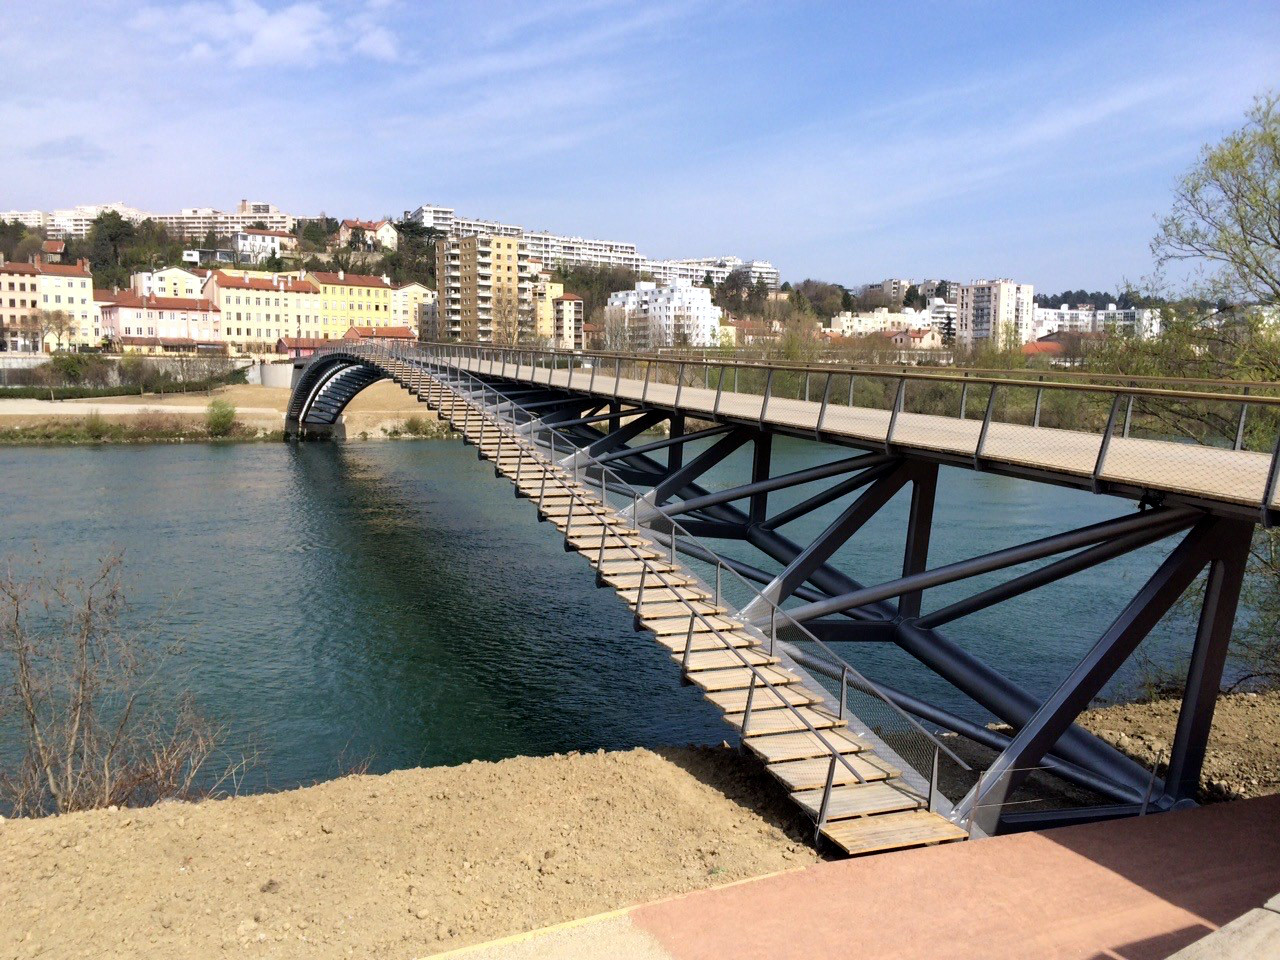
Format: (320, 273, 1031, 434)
(436, 234, 532, 342)
(391, 281, 434, 334)
(553, 294, 584, 349)
(956, 279, 1036, 347)
(203, 271, 322, 352)
(0, 259, 42, 351)
(338, 219, 399, 251)
(132, 266, 208, 299)
(532, 278, 564, 340)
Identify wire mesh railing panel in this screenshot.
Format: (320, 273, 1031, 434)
(815, 372, 895, 443)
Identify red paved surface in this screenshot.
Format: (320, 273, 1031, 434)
(631, 794, 1280, 960)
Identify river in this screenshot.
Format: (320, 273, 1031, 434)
(0, 438, 1210, 793)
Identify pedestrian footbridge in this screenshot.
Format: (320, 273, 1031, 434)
(286, 342, 1273, 851)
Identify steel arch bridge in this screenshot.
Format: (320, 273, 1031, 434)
(286, 340, 1273, 848)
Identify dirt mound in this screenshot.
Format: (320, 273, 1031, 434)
(0, 747, 817, 959)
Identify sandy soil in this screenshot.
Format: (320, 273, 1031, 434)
(0, 382, 436, 436)
(0, 747, 817, 960)
(1078, 691, 1280, 800)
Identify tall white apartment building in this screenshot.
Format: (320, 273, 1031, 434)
(5, 200, 297, 240)
(407, 203, 777, 286)
(1033, 303, 1162, 340)
(956, 279, 1036, 346)
(872, 278, 914, 303)
(606, 279, 723, 348)
(647, 256, 780, 290)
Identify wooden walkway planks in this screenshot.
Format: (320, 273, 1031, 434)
(376, 355, 970, 858)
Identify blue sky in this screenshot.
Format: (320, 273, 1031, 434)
(1, 0, 1277, 290)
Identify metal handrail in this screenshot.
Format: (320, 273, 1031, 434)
(369, 341, 968, 776)
(421, 340, 1280, 406)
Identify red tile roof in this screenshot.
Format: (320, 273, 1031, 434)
(41, 240, 65, 254)
(555, 293, 583, 302)
(210, 271, 317, 293)
(240, 228, 294, 239)
(309, 271, 393, 289)
(104, 291, 220, 312)
(343, 325, 416, 340)
(341, 219, 391, 232)
(0, 261, 39, 276)
(35, 258, 92, 278)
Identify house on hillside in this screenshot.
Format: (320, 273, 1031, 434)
(338, 219, 399, 251)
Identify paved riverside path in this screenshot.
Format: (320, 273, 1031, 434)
(449, 356, 1274, 513)
(437, 794, 1280, 960)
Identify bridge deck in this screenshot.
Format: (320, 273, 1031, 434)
(376, 355, 967, 857)
(451, 356, 1272, 513)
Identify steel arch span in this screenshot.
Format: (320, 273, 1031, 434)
(285, 348, 394, 440)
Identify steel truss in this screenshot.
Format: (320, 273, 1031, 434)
(444, 365, 1255, 836)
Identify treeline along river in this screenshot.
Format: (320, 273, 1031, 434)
(0, 438, 1213, 793)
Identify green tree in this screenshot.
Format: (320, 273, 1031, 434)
(1153, 91, 1280, 306)
(87, 211, 135, 268)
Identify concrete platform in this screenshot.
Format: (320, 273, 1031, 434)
(436, 795, 1280, 960)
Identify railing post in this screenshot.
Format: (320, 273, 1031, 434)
(839, 665, 848, 719)
(1234, 388, 1250, 451)
(928, 744, 940, 812)
(959, 377, 969, 420)
(642, 361, 652, 402)
(973, 383, 998, 468)
(715, 562, 722, 609)
(769, 605, 777, 656)
(885, 377, 907, 452)
(1092, 393, 1124, 493)
(741, 674, 756, 736)
(815, 754, 837, 836)
(614, 357, 622, 399)
(675, 362, 685, 407)
(816, 372, 833, 439)
(1032, 375, 1044, 427)
(1260, 428, 1280, 527)
(804, 371, 810, 403)
(713, 366, 726, 416)
(681, 614, 696, 673)
(759, 369, 774, 426)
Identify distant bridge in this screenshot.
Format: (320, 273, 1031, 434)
(286, 341, 1274, 851)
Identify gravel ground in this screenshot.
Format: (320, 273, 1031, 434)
(0, 747, 818, 960)
(1078, 690, 1280, 801)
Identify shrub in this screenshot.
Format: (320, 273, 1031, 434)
(83, 411, 109, 440)
(205, 399, 236, 437)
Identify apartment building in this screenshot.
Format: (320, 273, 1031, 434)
(4, 200, 297, 240)
(0, 260, 41, 351)
(605, 279, 723, 348)
(956, 279, 1035, 346)
(829, 307, 932, 338)
(553, 294, 585, 350)
(532, 279, 565, 340)
(391, 282, 434, 334)
(435, 234, 532, 342)
(1033, 303, 1162, 340)
(234, 228, 298, 263)
(203, 271, 322, 350)
(306, 269, 400, 338)
(872, 278, 914, 304)
(132, 266, 208, 299)
(406, 203, 774, 284)
(647, 256, 781, 290)
(99, 293, 221, 346)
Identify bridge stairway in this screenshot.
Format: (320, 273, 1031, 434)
(380, 357, 968, 857)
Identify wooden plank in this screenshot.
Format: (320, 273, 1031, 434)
(654, 630, 757, 654)
(744, 729, 869, 763)
(723, 705, 845, 737)
(767, 754, 898, 791)
(820, 810, 968, 857)
(675, 648, 777, 672)
(687, 665, 799, 692)
(704, 685, 819, 712)
(633, 600, 725, 619)
(641, 613, 741, 635)
(790, 781, 922, 819)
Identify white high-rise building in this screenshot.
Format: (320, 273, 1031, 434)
(646, 256, 780, 290)
(956, 279, 1036, 346)
(5, 200, 297, 240)
(406, 203, 777, 288)
(1033, 303, 1162, 340)
(606, 279, 723, 348)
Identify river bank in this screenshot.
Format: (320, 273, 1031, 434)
(0, 381, 453, 443)
(1, 693, 1275, 959)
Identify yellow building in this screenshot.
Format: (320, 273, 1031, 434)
(532, 279, 563, 341)
(35, 257, 96, 348)
(305, 269, 398, 338)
